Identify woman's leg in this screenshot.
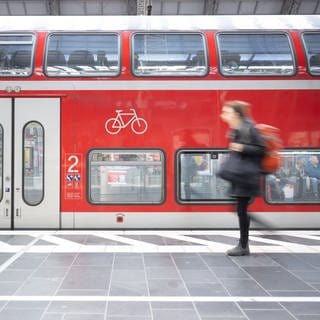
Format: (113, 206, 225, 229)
(237, 196, 251, 249)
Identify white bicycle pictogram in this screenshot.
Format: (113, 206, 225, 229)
(105, 108, 148, 135)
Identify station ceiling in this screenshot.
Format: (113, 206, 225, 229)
(0, 0, 319, 16)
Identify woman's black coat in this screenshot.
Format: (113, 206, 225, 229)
(227, 118, 265, 198)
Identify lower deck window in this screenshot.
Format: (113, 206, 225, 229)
(88, 150, 164, 204)
(265, 150, 320, 204)
(178, 150, 233, 202)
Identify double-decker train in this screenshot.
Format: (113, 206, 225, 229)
(0, 15, 319, 229)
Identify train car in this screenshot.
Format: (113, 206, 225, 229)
(0, 15, 319, 229)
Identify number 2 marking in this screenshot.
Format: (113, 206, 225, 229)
(67, 155, 79, 173)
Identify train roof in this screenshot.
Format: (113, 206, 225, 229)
(0, 15, 319, 32)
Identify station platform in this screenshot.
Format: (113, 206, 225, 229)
(0, 230, 319, 320)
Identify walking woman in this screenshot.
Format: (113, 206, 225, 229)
(219, 101, 265, 256)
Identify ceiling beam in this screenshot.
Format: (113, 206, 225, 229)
(46, 0, 60, 15)
(281, 0, 302, 14)
(204, 0, 219, 15)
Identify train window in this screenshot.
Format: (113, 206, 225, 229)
(0, 34, 35, 77)
(23, 122, 44, 206)
(88, 150, 165, 204)
(302, 33, 320, 76)
(0, 125, 2, 202)
(132, 33, 207, 76)
(265, 151, 320, 204)
(177, 150, 233, 203)
(217, 33, 295, 76)
(45, 33, 120, 77)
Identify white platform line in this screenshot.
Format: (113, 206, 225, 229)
(0, 295, 319, 302)
(0, 235, 43, 273)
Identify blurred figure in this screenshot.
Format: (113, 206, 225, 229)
(304, 155, 320, 198)
(219, 100, 265, 256)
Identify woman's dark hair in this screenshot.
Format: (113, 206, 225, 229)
(224, 100, 251, 119)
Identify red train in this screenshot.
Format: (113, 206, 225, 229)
(0, 15, 319, 229)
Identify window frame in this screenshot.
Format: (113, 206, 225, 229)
(131, 31, 209, 78)
(176, 149, 236, 204)
(22, 121, 45, 206)
(87, 148, 166, 205)
(265, 149, 320, 205)
(0, 32, 36, 78)
(301, 31, 320, 77)
(216, 31, 297, 77)
(44, 32, 121, 78)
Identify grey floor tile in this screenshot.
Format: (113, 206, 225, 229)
(73, 253, 114, 266)
(0, 253, 14, 264)
(40, 314, 64, 320)
(185, 282, 229, 296)
(219, 278, 269, 296)
(8, 253, 48, 269)
(0, 282, 24, 295)
(143, 254, 175, 267)
(0, 309, 44, 320)
(195, 302, 243, 318)
(145, 267, 181, 279)
(0, 235, 34, 245)
(151, 302, 194, 309)
(294, 254, 320, 268)
(267, 253, 317, 271)
(31, 267, 69, 279)
(0, 269, 34, 282)
(107, 301, 151, 317)
(244, 309, 296, 320)
(231, 254, 279, 267)
(148, 279, 189, 296)
(40, 253, 77, 268)
(109, 281, 148, 296)
(64, 314, 105, 320)
(47, 301, 106, 314)
(268, 290, 320, 296)
(238, 301, 283, 310)
(259, 235, 320, 246)
(152, 308, 200, 320)
(200, 254, 238, 267)
(173, 257, 208, 270)
(5, 301, 49, 310)
(296, 316, 320, 320)
(55, 235, 88, 244)
(210, 266, 250, 279)
(14, 278, 62, 296)
(85, 235, 126, 245)
(113, 257, 144, 270)
(107, 317, 151, 320)
(179, 269, 218, 282)
(56, 289, 106, 296)
(243, 266, 314, 291)
(290, 270, 320, 283)
(60, 266, 111, 290)
(112, 269, 146, 282)
(281, 302, 320, 315)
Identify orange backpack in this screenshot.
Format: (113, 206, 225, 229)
(255, 124, 283, 174)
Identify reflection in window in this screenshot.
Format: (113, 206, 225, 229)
(45, 33, 120, 77)
(23, 122, 44, 205)
(89, 150, 164, 204)
(302, 33, 320, 75)
(0, 125, 3, 201)
(265, 151, 320, 204)
(133, 33, 207, 76)
(178, 151, 232, 202)
(0, 34, 34, 77)
(217, 33, 295, 76)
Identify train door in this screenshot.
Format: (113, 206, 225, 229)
(0, 98, 60, 229)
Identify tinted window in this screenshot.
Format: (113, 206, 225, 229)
(0, 34, 35, 77)
(133, 33, 207, 76)
(217, 33, 295, 76)
(178, 150, 233, 203)
(302, 32, 320, 75)
(45, 33, 120, 77)
(89, 150, 165, 204)
(265, 151, 320, 204)
(23, 122, 44, 205)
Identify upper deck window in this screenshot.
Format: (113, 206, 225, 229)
(0, 34, 35, 77)
(217, 33, 295, 76)
(132, 33, 207, 77)
(302, 32, 320, 76)
(45, 33, 120, 77)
